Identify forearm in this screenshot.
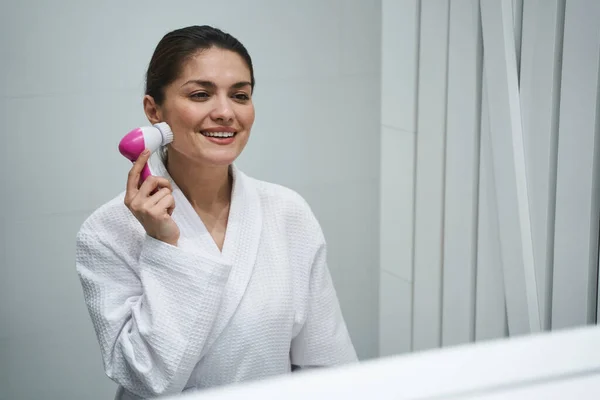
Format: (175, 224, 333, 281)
(78, 234, 231, 397)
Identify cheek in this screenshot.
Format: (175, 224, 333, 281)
(175, 102, 203, 128)
(163, 102, 204, 149)
(240, 105, 256, 128)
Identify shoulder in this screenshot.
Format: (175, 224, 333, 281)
(252, 178, 311, 212)
(244, 174, 325, 243)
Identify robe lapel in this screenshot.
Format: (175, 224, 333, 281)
(148, 154, 263, 355)
(148, 153, 219, 259)
(200, 164, 263, 355)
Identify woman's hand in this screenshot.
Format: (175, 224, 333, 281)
(124, 149, 180, 246)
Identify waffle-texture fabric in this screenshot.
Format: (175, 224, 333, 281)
(75, 155, 358, 400)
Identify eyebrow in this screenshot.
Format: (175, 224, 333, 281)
(181, 79, 252, 90)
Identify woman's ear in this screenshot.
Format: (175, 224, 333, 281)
(143, 95, 162, 124)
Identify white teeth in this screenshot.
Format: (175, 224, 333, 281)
(201, 131, 235, 138)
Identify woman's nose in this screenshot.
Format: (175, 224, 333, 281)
(211, 95, 234, 123)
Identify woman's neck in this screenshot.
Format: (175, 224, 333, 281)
(165, 150, 232, 214)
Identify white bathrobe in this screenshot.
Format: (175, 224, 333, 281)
(75, 154, 358, 400)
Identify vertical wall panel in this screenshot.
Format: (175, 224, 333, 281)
(380, 128, 416, 282)
(597, 234, 600, 320)
(512, 0, 523, 78)
(476, 82, 509, 342)
(552, 0, 600, 329)
(381, 0, 420, 132)
(380, 0, 420, 282)
(441, 0, 482, 347)
(379, 271, 413, 357)
(519, 0, 565, 331)
(412, 0, 449, 351)
(379, 0, 419, 357)
(480, 0, 541, 335)
(380, 0, 600, 355)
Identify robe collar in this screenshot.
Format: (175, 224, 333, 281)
(148, 152, 263, 354)
(148, 152, 260, 261)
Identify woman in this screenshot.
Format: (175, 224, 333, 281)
(75, 25, 357, 400)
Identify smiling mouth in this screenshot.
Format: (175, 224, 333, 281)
(200, 131, 237, 138)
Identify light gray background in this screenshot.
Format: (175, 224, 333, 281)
(3, 1, 600, 400)
(0, 1, 381, 399)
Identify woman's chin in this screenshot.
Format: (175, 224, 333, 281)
(199, 148, 242, 167)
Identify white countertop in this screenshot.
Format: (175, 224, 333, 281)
(165, 324, 600, 399)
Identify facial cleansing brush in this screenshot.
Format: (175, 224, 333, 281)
(118, 122, 173, 183)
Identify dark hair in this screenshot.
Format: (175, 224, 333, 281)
(145, 25, 255, 105)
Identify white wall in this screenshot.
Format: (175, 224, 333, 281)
(0, 1, 382, 399)
(379, 0, 600, 357)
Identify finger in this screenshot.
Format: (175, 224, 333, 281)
(126, 149, 151, 198)
(133, 148, 152, 171)
(167, 200, 176, 216)
(153, 193, 175, 215)
(138, 176, 172, 198)
(130, 183, 169, 214)
(145, 187, 172, 207)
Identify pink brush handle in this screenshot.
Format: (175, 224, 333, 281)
(139, 162, 159, 195)
(140, 163, 152, 183)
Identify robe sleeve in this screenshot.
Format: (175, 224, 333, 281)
(76, 230, 230, 398)
(290, 240, 359, 367)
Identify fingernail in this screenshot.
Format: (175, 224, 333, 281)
(143, 149, 150, 155)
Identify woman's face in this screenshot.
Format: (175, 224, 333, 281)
(149, 47, 255, 167)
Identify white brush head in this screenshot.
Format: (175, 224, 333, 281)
(154, 122, 174, 146)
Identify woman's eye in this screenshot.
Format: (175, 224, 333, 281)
(234, 93, 250, 101)
(190, 92, 209, 99)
